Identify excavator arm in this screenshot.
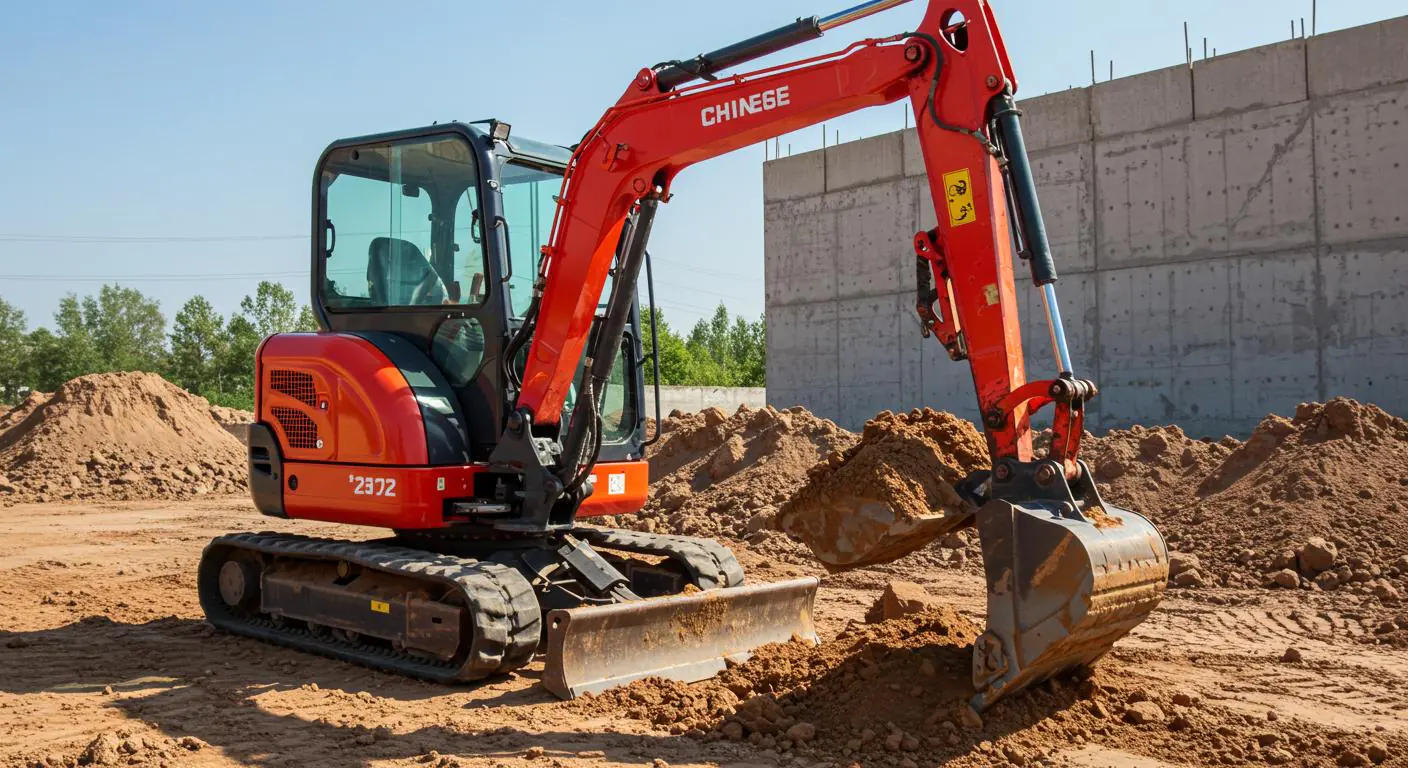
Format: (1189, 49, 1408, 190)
(495, 0, 1169, 711)
(516, 0, 1035, 453)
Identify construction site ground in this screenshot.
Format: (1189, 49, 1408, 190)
(3, 376, 1408, 767)
(2, 497, 1406, 768)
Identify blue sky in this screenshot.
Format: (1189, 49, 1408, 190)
(0, 0, 1401, 332)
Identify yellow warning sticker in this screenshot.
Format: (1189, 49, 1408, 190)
(983, 284, 1000, 306)
(370, 600, 391, 614)
(942, 169, 976, 228)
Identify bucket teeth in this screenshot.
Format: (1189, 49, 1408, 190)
(971, 498, 1168, 711)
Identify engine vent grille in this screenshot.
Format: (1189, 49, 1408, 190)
(271, 406, 319, 450)
(270, 369, 317, 407)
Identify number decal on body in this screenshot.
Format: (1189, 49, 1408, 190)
(347, 474, 397, 497)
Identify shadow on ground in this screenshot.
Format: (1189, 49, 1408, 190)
(0, 616, 1088, 767)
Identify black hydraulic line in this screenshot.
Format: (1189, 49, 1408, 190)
(641, 249, 664, 449)
(992, 93, 1058, 286)
(654, 17, 824, 91)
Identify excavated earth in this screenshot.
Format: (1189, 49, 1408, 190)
(0, 372, 248, 504)
(1, 385, 1407, 768)
(775, 409, 989, 570)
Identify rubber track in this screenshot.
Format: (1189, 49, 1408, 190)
(572, 526, 745, 589)
(198, 532, 541, 683)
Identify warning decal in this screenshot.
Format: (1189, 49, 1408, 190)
(942, 169, 976, 228)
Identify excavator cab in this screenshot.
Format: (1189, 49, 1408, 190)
(312, 124, 645, 472)
(201, 121, 819, 697)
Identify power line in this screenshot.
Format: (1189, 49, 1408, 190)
(0, 232, 756, 280)
(654, 279, 750, 302)
(0, 233, 307, 243)
(651, 255, 750, 279)
(0, 271, 306, 282)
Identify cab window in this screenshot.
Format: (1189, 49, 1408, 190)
(501, 160, 615, 318)
(320, 134, 487, 310)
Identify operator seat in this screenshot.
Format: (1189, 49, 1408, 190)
(367, 237, 446, 305)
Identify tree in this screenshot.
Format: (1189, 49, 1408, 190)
(0, 298, 29, 403)
(240, 281, 314, 338)
(210, 314, 260, 410)
(168, 296, 228, 394)
(681, 303, 767, 387)
(297, 304, 320, 332)
(209, 282, 316, 411)
(727, 313, 767, 387)
(23, 328, 65, 393)
(640, 308, 695, 386)
(85, 285, 167, 372)
(26, 295, 100, 391)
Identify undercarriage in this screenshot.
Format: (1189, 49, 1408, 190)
(197, 526, 811, 693)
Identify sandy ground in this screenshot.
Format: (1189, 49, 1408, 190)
(2, 498, 1406, 768)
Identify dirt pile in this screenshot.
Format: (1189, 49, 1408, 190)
(0, 391, 51, 434)
(777, 409, 989, 570)
(0, 372, 248, 504)
(31, 729, 211, 767)
(209, 405, 254, 427)
(577, 609, 1399, 767)
(1087, 398, 1408, 599)
(615, 404, 856, 552)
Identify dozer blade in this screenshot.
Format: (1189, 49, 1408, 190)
(541, 577, 819, 699)
(970, 498, 1168, 711)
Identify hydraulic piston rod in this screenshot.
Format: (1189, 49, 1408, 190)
(654, 0, 917, 91)
(818, 0, 916, 31)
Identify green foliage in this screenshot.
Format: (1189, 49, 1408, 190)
(640, 308, 696, 386)
(169, 295, 228, 393)
(0, 282, 761, 410)
(0, 280, 315, 409)
(86, 285, 167, 373)
(641, 303, 766, 387)
(0, 298, 29, 403)
(203, 389, 256, 412)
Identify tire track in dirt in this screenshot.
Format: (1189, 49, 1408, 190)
(1120, 595, 1408, 735)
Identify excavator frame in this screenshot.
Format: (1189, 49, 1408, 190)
(202, 0, 1167, 713)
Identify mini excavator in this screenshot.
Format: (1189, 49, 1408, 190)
(199, 0, 1168, 711)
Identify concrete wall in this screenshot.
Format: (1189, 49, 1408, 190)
(764, 16, 1408, 437)
(645, 386, 768, 417)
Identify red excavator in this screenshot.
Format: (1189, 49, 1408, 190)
(199, 0, 1168, 711)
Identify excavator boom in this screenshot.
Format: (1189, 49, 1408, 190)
(498, 0, 1168, 710)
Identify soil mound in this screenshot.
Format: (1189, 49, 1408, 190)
(576, 609, 1385, 766)
(209, 405, 254, 427)
(0, 390, 51, 433)
(615, 404, 856, 552)
(576, 608, 981, 741)
(0, 372, 247, 504)
(777, 409, 989, 570)
(1087, 398, 1408, 597)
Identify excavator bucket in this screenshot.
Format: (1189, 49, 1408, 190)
(969, 497, 1168, 711)
(541, 577, 819, 699)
